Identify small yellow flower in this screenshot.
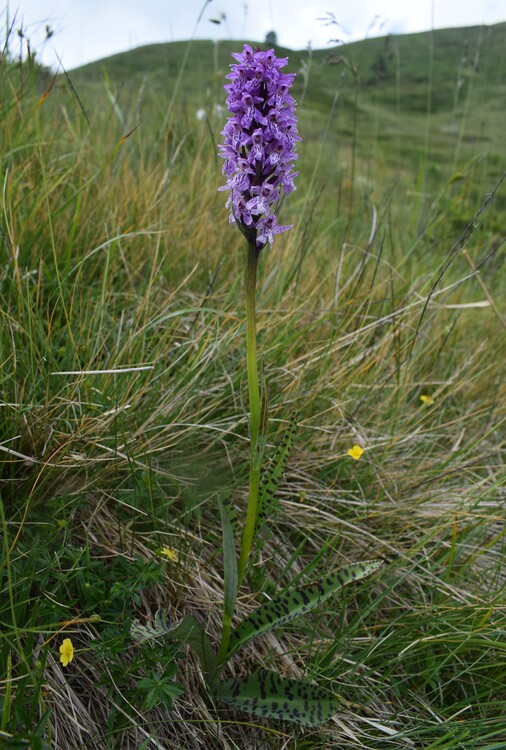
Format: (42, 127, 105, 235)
(160, 546, 178, 563)
(347, 444, 364, 461)
(420, 394, 435, 405)
(59, 638, 74, 667)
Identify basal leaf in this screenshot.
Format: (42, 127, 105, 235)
(227, 560, 383, 659)
(217, 669, 338, 727)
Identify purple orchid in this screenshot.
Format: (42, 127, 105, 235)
(219, 44, 300, 251)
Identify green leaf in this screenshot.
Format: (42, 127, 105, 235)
(256, 414, 297, 533)
(217, 669, 338, 727)
(219, 492, 239, 537)
(218, 496, 238, 621)
(164, 616, 217, 685)
(217, 495, 239, 665)
(137, 673, 185, 710)
(227, 560, 383, 659)
(130, 608, 173, 642)
(131, 611, 216, 684)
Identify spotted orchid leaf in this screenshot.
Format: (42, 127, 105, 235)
(255, 414, 297, 534)
(226, 560, 383, 659)
(130, 607, 173, 643)
(217, 669, 338, 727)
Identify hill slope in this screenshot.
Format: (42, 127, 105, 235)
(66, 24, 506, 194)
(69, 23, 506, 113)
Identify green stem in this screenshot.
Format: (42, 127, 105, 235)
(237, 238, 262, 587)
(245, 238, 261, 449)
(217, 612, 233, 666)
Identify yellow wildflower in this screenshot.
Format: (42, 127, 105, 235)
(59, 638, 74, 667)
(160, 547, 178, 563)
(420, 394, 435, 405)
(347, 445, 364, 461)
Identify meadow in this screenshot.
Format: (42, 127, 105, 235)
(1, 18, 505, 750)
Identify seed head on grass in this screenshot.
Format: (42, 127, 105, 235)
(219, 44, 300, 250)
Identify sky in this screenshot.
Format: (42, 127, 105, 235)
(4, 0, 506, 70)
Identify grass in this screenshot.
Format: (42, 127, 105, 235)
(1, 16, 505, 750)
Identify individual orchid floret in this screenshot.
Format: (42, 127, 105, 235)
(218, 44, 300, 251)
(256, 214, 294, 248)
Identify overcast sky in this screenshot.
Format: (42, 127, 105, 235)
(5, 0, 506, 70)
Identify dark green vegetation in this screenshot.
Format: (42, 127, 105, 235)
(1, 20, 505, 749)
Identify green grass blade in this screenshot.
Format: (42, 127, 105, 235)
(227, 560, 383, 659)
(216, 669, 338, 727)
(1, 650, 12, 731)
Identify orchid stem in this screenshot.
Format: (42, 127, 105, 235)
(237, 237, 262, 587)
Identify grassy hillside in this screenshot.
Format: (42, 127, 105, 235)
(68, 25, 506, 172)
(0, 22, 505, 750)
(65, 24, 506, 241)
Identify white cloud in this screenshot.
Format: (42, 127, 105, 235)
(4, 0, 505, 69)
